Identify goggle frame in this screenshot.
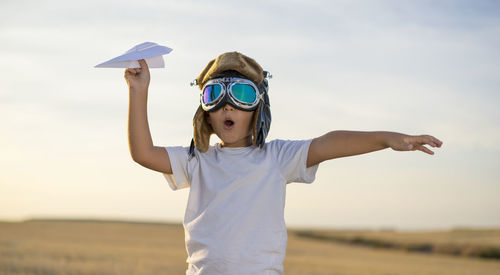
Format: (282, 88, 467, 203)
(200, 77, 262, 112)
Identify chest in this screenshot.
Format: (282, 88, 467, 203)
(185, 150, 286, 220)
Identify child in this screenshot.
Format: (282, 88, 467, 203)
(124, 52, 442, 275)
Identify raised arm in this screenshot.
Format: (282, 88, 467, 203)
(306, 131, 442, 168)
(125, 59, 172, 174)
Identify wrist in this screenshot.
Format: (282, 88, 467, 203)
(377, 131, 397, 148)
(129, 86, 148, 94)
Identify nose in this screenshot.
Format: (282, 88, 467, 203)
(223, 104, 234, 111)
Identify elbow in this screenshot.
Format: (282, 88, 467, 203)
(130, 154, 141, 164)
(131, 154, 151, 169)
(130, 154, 142, 165)
(130, 150, 147, 165)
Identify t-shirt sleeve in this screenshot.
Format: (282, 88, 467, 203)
(272, 139, 319, 184)
(162, 146, 191, 190)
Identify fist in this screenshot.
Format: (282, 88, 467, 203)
(124, 59, 150, 91)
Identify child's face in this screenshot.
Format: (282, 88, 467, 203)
(207, 104, 254, 147)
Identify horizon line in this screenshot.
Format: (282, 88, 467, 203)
(1, 216, 498, 232)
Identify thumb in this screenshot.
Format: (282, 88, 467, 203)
(138, 59, 149, 71)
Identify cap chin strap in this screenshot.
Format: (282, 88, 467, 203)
(254, 77, 271, 148)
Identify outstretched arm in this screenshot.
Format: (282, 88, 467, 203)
(306, 131, 442, 168)
(125, 59, 172, 174)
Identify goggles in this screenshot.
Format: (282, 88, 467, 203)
(200, 77, 261, 112)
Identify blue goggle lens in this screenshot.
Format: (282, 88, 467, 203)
(202, 84, 222, 104)
(231, 84, 257, 104)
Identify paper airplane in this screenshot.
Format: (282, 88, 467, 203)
(95, 42, 173, 68)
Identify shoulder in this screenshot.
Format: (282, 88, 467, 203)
(264, 139, 294, 147)
(263, 139, 312, 155)
(263, 139, 285, 152)
(265, 139, 311, 148)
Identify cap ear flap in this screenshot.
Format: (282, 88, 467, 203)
(193, 105, 213, 152)
(251, 102, 262, 147)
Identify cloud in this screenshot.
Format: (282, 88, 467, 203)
(1, 0, 499, 228)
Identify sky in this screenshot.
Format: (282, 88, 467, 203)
(1, 0, 499, 230)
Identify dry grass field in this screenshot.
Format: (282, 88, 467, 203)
(294, 228, 500, 260)
(1, 220, 500, 275)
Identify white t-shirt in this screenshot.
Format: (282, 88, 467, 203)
(164, 139, 319, 275)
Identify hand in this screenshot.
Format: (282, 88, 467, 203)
(388, 134, 443, 155)
(124, 59, 150, 91)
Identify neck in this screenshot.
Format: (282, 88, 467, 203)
(221, 136, 252, 148)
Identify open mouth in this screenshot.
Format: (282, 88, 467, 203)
(224, 119, 234, 127)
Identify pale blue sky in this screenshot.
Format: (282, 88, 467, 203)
(1, 0, 499, 229)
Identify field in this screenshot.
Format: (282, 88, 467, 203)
(1, 220, 500, 275)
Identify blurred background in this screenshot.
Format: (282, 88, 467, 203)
(1, 0, 499, 230)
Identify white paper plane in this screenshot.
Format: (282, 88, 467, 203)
(95, 42, 173, 68)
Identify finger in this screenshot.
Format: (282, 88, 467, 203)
(433, 136, 443, 147)
(417, 145, 434, 155)
(424, 138, 438, 148)
(416, 135, 441, 148)
(126, 68, 137, 75)
(124, 69, 134, 78)
(428, 137, 443, 148)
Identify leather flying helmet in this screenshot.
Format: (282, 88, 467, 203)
(189, 52, 271, 158)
